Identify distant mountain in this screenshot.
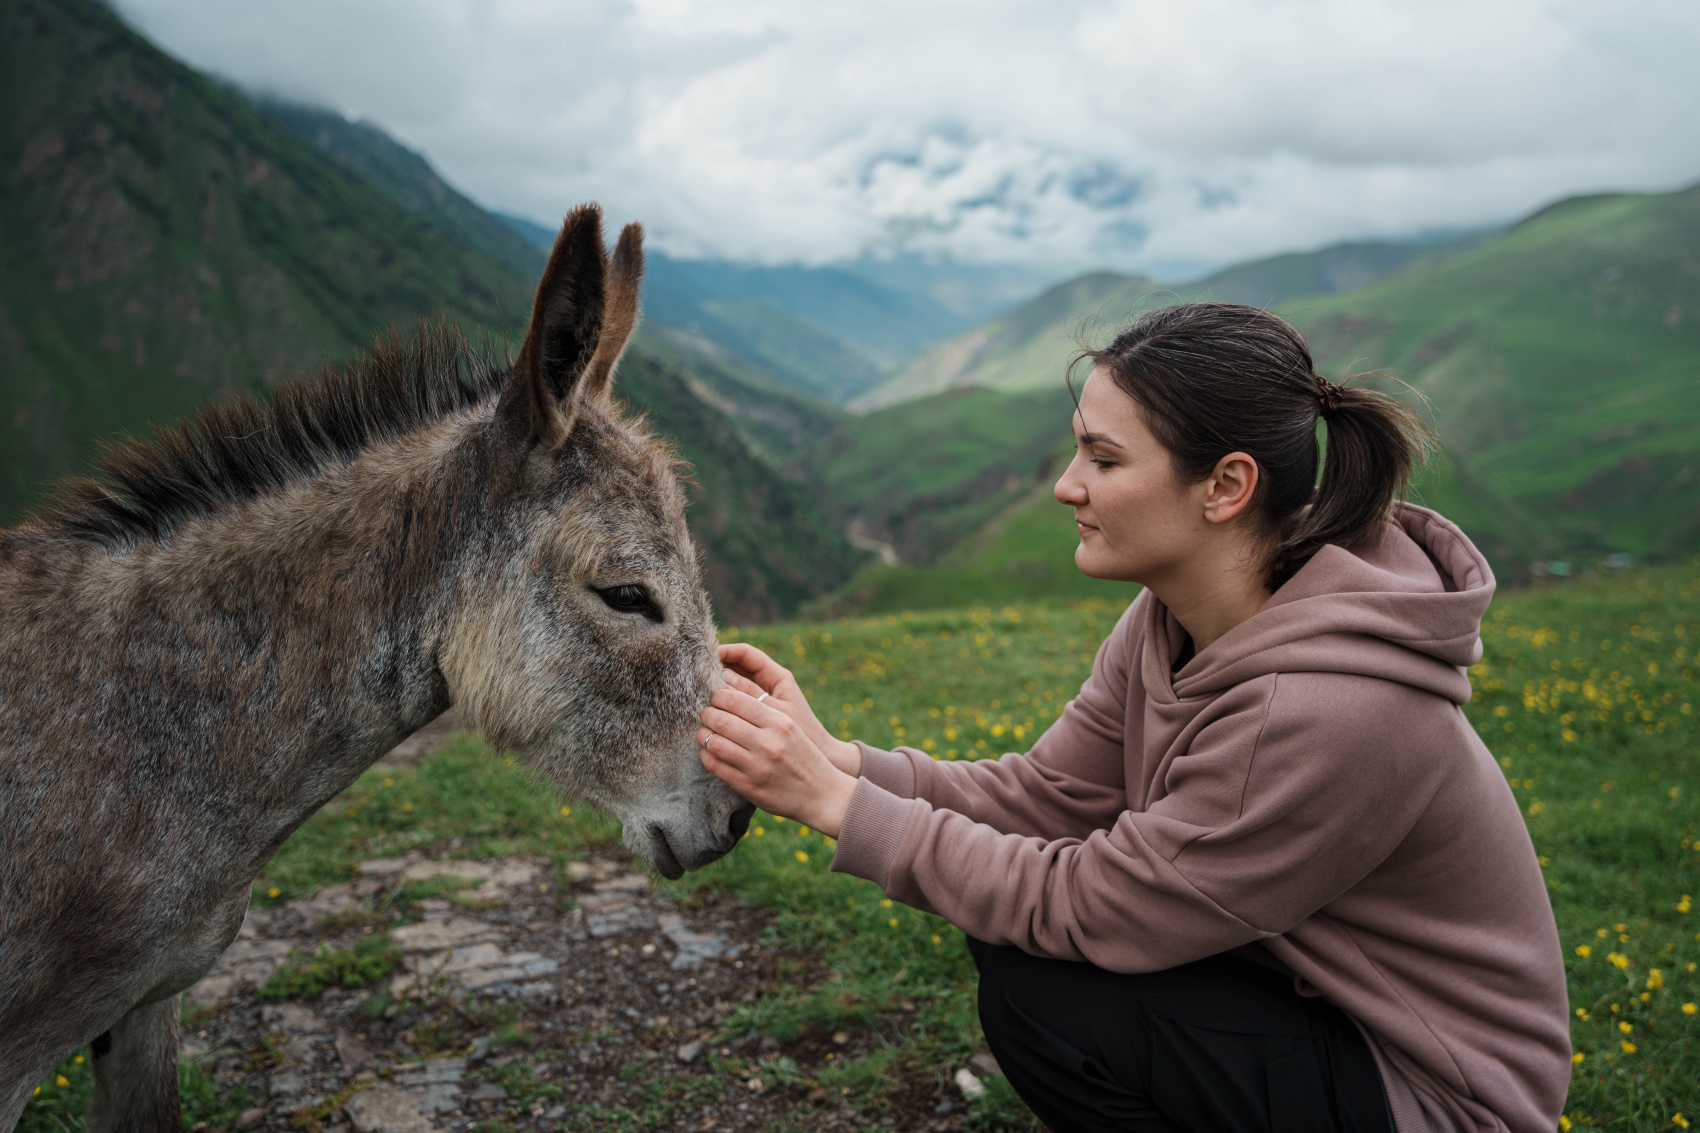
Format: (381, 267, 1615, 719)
(1195, 231, 1493, 309)
(0, 0, 862, 622)
(808, 184, 1700, 606)
(852, 234, 1499, 411)
(1286, 185, 1700, 568)
(500, 212, 1056, 405)
(851, 272, 1167, 410)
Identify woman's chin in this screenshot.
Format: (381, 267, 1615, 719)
(1074, 545, 1131, 581)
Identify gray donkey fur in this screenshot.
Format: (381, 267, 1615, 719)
(0, 205, 752, 1131)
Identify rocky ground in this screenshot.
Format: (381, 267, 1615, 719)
(183, 846, 998, 1133)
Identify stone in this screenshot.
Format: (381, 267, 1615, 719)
(968, 1050, 1003, 1079)
(184, 974, 239, 1008)
(392, 1059, 466, 1087)
(953, 1067, 985, 1100)
(591, 873, 649, 893)
(675, 1040, 704, 1064)
(832, 1031, 849, 1046)
(390, 917, 499, 952)
(267, 1069, 309, 1099)
(336, 1035, 374, 1068)
(579, 891, 656, 938)
(344, 1086, 435, 1133)
(260, 1003, 327, 1034)
(659, 913, 740, 970)
(469, 1082, 509, 1102)
(235, 1108, 267, 1131)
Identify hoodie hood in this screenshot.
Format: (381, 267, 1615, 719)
(1156, 503, 1494, 706)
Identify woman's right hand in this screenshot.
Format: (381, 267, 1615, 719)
(717, 642, 863, 778)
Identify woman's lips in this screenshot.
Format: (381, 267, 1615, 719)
(1076, 520, 1099, 537)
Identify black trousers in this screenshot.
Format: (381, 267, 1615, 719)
(968, 938, 1394, 1133)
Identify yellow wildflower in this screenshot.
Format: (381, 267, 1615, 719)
(267, 887, 281, 899)
(559, 805, 571, 817)
(931, 934, 942, 945)
(798, 826, 810, 836)
(1681, 896, 1693, 914)
(403, 802, 413, 813)
(1609, 952, 1631, 970)
(888, 918, 899, 928)
(1675, 1116, 1690, 1129)
(754, 826, 765, 836)
(73, 1055, 83, 1064)
(880, 898, 893, 908)
(55, 1076, 67, 1087)
(1560, 1118, 1572, 1131)
(1575, 945, 1592, 958)
(794, 851, 809, 863)
(1619, 1021, 1634, 1034)
(1572, 1052, 1586, 1065)
(1684, 1003, 1698, 1015)
(1622, 1040, 1638, 1054)
(1648, 969, 1665, 990)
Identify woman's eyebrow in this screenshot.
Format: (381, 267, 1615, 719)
(1075, 431, 1125, 449)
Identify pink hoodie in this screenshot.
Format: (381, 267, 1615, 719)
(830, 504, 1570, 1133)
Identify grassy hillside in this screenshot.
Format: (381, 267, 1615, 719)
(25, 569, 1693, 1130)
(1288, 186, 1700, 570)
(805, 385, 1078, 568)
(0, 0, 862, 622)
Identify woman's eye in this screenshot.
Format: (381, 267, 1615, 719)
(598, 585, 662, 622)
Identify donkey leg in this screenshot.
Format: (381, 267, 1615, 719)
(87, 995, 181, 1133)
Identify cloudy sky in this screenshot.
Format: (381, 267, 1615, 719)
(113, 0, 1700, 278)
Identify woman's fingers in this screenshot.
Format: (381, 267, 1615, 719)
(717, 642, 793, 696)
(720, 668, 767, 699)
(708, 686, 788, 729)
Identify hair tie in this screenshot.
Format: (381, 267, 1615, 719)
(1315, 376, 1345, 416)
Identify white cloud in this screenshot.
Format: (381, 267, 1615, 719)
(111, 0, 1700, 276)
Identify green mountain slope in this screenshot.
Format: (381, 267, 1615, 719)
(0, 0, 531, 521)
(0, 0, 861, 622)
(258, 98, 546, 279)
(1287, 185, 1700, 568)
(851, 272, 1165, 410)
(1195, 232, 1490, 309)
(805, 386, 1078, 567)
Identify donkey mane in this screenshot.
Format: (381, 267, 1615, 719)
(30, 323, 513, 549)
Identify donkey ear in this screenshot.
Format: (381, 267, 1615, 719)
(577, 222, 644, 402)
(497, 204, 609, 450)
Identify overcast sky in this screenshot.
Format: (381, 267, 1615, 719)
(112, 0, 1700, 278)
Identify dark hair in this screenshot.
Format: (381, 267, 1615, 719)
(1074, 302, 1432, 590)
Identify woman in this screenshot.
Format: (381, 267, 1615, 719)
(696, 303, 1570, 1133)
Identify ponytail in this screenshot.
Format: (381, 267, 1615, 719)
(1080, 303, 1433, 591)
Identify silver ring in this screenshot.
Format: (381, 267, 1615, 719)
(756, 692, 769, 703)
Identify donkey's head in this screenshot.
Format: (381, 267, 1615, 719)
(444, 204, 750, 878)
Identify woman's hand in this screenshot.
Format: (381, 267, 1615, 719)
(718, 642, 862, 777)
(697, 686, 859, 837)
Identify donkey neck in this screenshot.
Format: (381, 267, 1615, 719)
(70, 410, 496, 839)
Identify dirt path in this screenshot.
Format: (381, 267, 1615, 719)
(185, 849, 982, 1132)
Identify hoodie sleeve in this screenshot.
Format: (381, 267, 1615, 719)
(849, 598, 1140, 842)
(831, 670, 1449, 972)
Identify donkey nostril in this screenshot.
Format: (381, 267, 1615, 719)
(727, 802, 754, 843)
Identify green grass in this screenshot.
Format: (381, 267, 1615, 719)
(257, 935, 401, 1000)
(20, 567, 1700, 1130)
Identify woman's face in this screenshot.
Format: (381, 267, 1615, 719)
(1053, 368, 1213, 585)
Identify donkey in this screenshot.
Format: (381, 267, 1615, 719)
(0, 204, 752, 1131)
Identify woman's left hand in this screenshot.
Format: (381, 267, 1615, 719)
(698, 686, 859, 837)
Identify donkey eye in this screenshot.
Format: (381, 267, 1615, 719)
(598, 585, 661, 622)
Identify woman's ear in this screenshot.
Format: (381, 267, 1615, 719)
(1201, 451, 1260, 525)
